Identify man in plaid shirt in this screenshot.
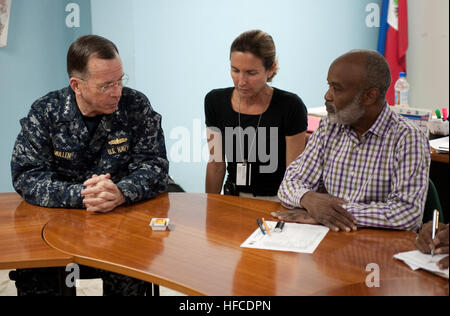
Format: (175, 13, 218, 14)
(276, 50, 430, 232)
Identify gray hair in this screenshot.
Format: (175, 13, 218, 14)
(350, 49, 391, 100)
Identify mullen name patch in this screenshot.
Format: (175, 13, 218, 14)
(54, 151, 74, 160)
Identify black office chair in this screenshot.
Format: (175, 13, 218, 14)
(423, 179, 445, 224)
(166, 176, 185, 193)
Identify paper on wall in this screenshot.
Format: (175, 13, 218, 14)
(0, 0, 11, 48)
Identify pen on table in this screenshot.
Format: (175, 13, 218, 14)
(442, 108, 448, 121)
(274, 221, 285, 233)
(262, 218, 271, 235)
(256, 218, 266, 235)
(431, 209, 439, 257)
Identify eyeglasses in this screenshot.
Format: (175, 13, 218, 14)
(79, 74, 128, 94)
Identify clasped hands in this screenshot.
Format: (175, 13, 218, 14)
(272, 191, 357, 232)
(81, 174, 125, 213)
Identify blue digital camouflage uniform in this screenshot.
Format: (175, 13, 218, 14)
(11, 86, 168, 207)
(10, 86, 169, 296)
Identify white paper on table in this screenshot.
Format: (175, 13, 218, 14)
(240, 221, 329, 254)
(394, 250, 449, 279)
(430, 136, 449, 153)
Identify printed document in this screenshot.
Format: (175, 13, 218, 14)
(241, 221, 329, 254)
(430, 136, 449, 153)
(394, 250, 449, 279)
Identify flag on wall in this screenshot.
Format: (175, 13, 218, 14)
(377, 0, 409, 105)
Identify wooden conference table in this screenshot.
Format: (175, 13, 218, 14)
(0, 192, 448, 296)
(430, 148, 449, 164)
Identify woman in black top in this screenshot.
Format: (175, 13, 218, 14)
(205, 30, 308, 199)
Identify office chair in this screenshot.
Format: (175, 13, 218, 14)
(166, 176, 185, 192)
(423, 179, 445, 224)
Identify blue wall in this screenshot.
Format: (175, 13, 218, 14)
(0, 0, 382, 193)
(0, 0, 91, 192)
(92, 0, 382, 193)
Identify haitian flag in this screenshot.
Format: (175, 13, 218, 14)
(377, 0, 409, 105)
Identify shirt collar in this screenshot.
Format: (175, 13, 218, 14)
(366, 102, 391, 138)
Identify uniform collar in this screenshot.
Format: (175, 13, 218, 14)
(56, 86, 79, 122)
(56, 86, 126, 132)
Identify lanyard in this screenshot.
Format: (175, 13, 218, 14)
(237, 89, 271, 165)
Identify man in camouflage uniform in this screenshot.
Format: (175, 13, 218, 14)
(10, 35, 169, 295)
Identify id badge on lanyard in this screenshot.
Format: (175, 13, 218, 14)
(236, 161, 252, 186)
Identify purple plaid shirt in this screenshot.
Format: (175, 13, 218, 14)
(278, 104, 430, 231)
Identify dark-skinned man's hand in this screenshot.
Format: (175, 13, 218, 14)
(415, 222, 449, 269)
(300, 191, 358, 232)
(271, 209, 318, 224)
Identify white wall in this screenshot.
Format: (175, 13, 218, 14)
(90, 1, 136, 88)
(407, 0, 449, 110)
